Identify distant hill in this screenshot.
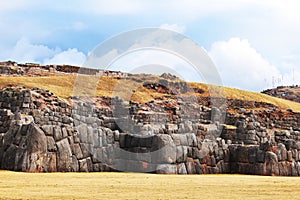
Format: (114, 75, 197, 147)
(262, 85, 300, 103)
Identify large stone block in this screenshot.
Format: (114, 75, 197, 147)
(176, 146, 187, 163)
(185, 158, 196, 174)
(61, 127, 68, 139)
(53, 126, 63, 141)
(291, 162, 298, 176)
(45, 152, 57, 172)
(93, 130, 100, 147)
(265, 151, 279, 176)
(276, 143, 287, 161)
(87, 126, 94, 144)
(106, 128, 114, 144)
(77, 124, 88, 143)
(56, 138, 73, 172)
(156, 164, 177, 174)
(1, 144, 17, 170)
(41, 125, 53, 136)
(278, 161, 291, 176)
(113, 159, 155, 173)
(257, 150, 265, 163)
(177, 163, 187, 174)
(80, 143, 91, 158)
(165, 123, 178, 134)
(139, 135, 153, 148)
(119, 133, 126, 148)
(24, 125, 48, 172)
(186, 133, 197, 147)
(79, 157, 93, 172)
(151, 134, 176, 164)
(73, 143, 84, 160)
(15, 146, 27, 171)
(46, 136, 56, 152)
(194, 159, 203, 174)
(92, 148, 104, 163)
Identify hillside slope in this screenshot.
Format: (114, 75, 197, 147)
(262, 86, 300, 103)
(1, 61, 299, 112)
(0, 74, 300, 112)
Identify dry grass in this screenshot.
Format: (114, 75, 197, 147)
(224, 86, 300, 111)
(0, 171, 299, 200)
(0, 76, 76, 98)
(1, 75, 300, 111)
(190, 82, 300, 112)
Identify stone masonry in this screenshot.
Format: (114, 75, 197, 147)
(1, 86, 300, 175)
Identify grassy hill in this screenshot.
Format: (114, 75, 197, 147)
(262, 86, 300, 103)
(0, 74, 300, 112)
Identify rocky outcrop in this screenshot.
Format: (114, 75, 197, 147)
(0, 86, 300, 175)
(262, 85, 300, 103)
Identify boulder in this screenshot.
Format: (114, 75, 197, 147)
(156, 164, 177, 174)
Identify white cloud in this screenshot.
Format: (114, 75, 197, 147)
(159, 24, 186, 34)
(109, 49, 199, 81)
(2, 0, 300, 92)
(2, 37, 86, 66)
(84, 29, 220, 85)
(84, 49, 119, 68)
(44, 48, 86, 66)
(277, 60, 300, 86)
(5, 37, 59, 63)
(209, 37, 281, 91)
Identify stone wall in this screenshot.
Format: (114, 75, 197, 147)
(0, 86, 300, 175)
(0, 61, 127, 78)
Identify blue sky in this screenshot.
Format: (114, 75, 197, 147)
(1, 0, 300, 91)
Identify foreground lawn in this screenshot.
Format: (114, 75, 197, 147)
(0, 171, 299, 199)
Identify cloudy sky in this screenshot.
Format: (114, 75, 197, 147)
(1, 0, 300, 91)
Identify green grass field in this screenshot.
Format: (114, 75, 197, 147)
(0, 171, 299, 199)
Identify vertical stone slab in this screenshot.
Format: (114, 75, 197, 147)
(77, 124, 88, 143)
(45, 152, 57, 172)
(25, 125, 48, 172)
(177, 163, 188, 174)
(2, 145, 17, 170)
(56, 138, 73, 172)
(265, 151, 279, 176)
(53, 126, 63, 141)
(185, 157, 196, 174)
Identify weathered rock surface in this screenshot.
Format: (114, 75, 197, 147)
(0, 85, 300, 176)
